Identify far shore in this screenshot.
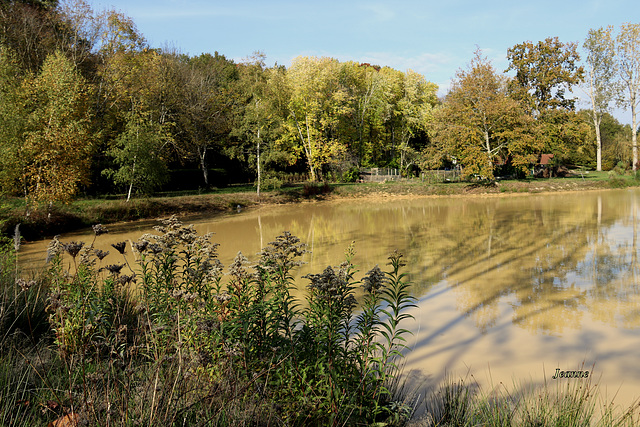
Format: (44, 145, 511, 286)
(3, 172, 639, 240)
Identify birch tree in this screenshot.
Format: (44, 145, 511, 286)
(229, 53, 281, 195)
(583, 26, 617, 171)
(103, 110, 169, 200)
(616, 23, 640, 170)
(23, 51, 93, 206)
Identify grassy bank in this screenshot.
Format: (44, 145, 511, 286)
(2, 171, 639, 240)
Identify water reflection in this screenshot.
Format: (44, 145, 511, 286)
(20, 189, 640, 404)
(21, 190, 640, 333)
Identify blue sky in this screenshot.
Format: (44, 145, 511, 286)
(90, 0, 637, 123)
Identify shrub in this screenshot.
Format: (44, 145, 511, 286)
(302, 182, 332, 197)
(342, 166, 361, 183)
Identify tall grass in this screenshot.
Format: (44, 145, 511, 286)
(422, 374, 640, 426)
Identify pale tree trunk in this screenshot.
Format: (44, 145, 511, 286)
(256, 128, 261, 197)
(484, 129, 493, 173)
(588, 82, 604, 171)
(589, 106, 603, 172)
(198, 146, 209, 186)
(126, 157, 136, 202)
(292, 111, 316, 181)
(304, 115, 316, 181)
(632, 98, 638, 171)
(595, 123, 603, 171)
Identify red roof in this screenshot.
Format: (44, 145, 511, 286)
(540, 154, 554, 165)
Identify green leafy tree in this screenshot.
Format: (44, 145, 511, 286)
(599, 112, 632, 169)
(98, 44, 178, 198)
(339, 61, 387, 166)
(103, 111, 169, 200)
(391, 69, 438, 175)
(230, 53, 290, 195)
(615, 23, 640, 170)
(583, 26, 617, 171)
(22, 50, 93, 206)
(435, 49, 537, 179)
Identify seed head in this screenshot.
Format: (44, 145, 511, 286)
(111, 242, 126, 255)
(94, 249, 109, 261)
(92, 224, 109, 236)
(64, 241, 84, 258)
(104, 264, 124, 275)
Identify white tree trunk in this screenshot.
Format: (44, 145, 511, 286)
(127, 157, 137, 202)
(199, 146, 209, 186)
(256, 128, 261, 197)
(632, 98, 638, 171)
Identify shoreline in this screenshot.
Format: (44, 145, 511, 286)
(4, 176, 639, 240)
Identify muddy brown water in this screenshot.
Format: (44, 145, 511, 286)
(20, 189, 640, 408)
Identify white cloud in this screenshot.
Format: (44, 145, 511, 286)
(358, 3, 395, 22)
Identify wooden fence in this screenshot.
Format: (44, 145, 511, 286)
(420, 169, 461, 183)
(360, 168, 401, 182)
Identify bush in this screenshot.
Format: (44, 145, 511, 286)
(342, 166, 361, 183)
(302, 182, 332, 197)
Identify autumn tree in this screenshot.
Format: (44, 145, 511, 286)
(91, 8, 148, 125)
(506, 37, 584, 114)
(22, 50, 93, 206)
(615, 23, 640, 170)
(283, 56, 352, 181)
(434, 49, 537, 179)
(506, 37, 586, 165)
(583, 26, 617, 171)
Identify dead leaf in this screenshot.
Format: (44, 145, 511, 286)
(47, 412, 79, 427)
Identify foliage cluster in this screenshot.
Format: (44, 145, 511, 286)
(1, 217, 418, 425)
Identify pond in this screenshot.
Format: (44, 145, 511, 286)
(20, 188, 640, 406)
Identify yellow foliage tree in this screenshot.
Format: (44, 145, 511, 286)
(23, 51, 93, 206)
(283, 56, 352, 181)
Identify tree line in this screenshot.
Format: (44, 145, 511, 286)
(0, 0, 638, 207)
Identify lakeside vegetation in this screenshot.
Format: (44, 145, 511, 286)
(2, 217, 640, 426)
(2, 217, 419, 425)
(3, 2, 640, 425)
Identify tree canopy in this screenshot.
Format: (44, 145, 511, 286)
(0, 0, 636, 205)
